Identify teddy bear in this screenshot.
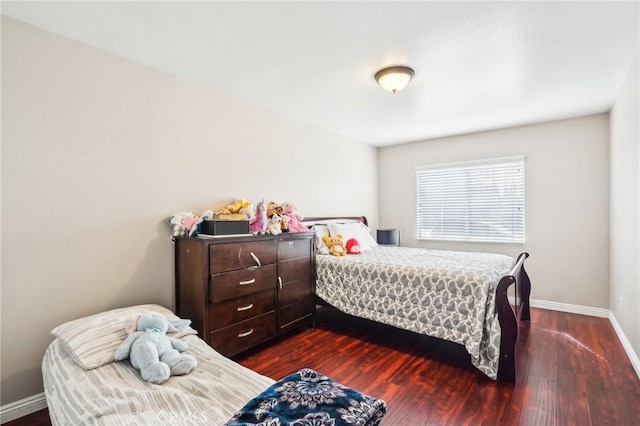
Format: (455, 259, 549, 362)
(323, 234, 347, 256)
(266, 201, 284, 218)
(266, 214, 282, 235)
(114, 312, 198, 384)
(346, 238, 361, 255)
(281, 201, 308, 233)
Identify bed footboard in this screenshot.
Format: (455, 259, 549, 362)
(495, 252, 531, 383)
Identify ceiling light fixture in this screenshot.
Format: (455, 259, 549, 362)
(374, 66, 415, 94)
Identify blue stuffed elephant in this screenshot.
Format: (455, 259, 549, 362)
(114, 312, 197, 384)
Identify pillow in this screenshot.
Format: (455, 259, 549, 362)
(327, 222, 378, 251)
(358, 223, 379, 249)
(311, 225, 330, 254)
(51, 304, 197, 370)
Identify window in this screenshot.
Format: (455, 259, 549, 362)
(416, 156, 525, 243)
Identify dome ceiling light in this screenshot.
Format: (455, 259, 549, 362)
(374, 66, 415, 94)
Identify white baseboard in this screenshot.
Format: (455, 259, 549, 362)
(530, 298, 610, 318)
(608, 312, 640, 380)
(0, 393, 47, 424)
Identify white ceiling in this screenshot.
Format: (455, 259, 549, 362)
(2, 1, 639, 147)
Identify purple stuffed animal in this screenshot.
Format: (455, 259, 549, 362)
(249, 199, 267, 235)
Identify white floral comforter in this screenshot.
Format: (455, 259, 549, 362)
(315, 246, 515, 379)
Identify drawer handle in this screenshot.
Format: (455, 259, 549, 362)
(250, 252, 261, 267)
(237, 304, 254, 312)
(238, 329, 254, 338)
(239, 278, 256, 286)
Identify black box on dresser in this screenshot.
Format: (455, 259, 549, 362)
(199, 219, 250, 236)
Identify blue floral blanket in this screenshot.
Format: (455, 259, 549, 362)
(224, 368, 387, 426)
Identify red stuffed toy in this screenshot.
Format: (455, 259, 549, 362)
(345, 238, 361, 255)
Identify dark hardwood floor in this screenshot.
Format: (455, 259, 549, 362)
(237, 307, 640, 425)
(3, 409, 51, 426)
(8, 307, 640, 425)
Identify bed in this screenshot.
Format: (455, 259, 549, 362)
(42, 304, 386, 425)
(303, 216, 531, 383)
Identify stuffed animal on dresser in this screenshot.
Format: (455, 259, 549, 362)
(168, 212, 188, 239)
(183, 214, 203, 237)
(249, 200, 268, 235)
(266, 201, 284, 219)
(266, 214, 282, 235)
(280, 214, 290, 233)
(225, 198, 251, 214)
(239, 203, 255, 220)
(168, 211, 200, 241)
(266, 201, 288, 233)
(114, 312, 197, 384)
(281, 201, 308, 233)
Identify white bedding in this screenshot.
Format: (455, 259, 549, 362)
(42, 334, 275, 425)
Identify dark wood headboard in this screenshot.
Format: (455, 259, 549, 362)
(301, 216, 368, 227)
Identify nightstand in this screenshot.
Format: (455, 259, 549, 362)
(377, 229, 399, 246)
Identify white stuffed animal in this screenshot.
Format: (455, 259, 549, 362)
(168, 211, 195, 239)
(169, 212, 188, 239)
(239, 204, 255, 220)
(266, 214, 282, 235)
(114, 312, 197, 384)
(201, 209, 214, 221)
(168, 211, 203, 241)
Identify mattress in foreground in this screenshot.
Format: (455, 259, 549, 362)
(43, 334, 275, 425)
(316, 246, 515, 379)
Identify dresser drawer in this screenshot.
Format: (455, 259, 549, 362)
(279, 256, 311, 284)
(210, 240, 277, 273)
(210, 312, 277, 357)
(211, 264, 276, 303)
(279, 278, 313, 307)
(278, 237, 312, 261)
(209, 289, 275, 330)
(279, 299, 314, 332)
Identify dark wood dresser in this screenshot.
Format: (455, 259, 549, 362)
(174, 232, 315, 357)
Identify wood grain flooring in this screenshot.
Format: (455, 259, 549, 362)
(7, 307, 640, 425)
(236, 307, 640, 425)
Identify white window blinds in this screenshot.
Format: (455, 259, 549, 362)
(415, 156, 525, 243)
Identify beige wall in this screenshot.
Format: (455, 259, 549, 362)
(0, 18, 378, 405)
(378, 114, 610, 308)
(610, 54, 640, 355)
